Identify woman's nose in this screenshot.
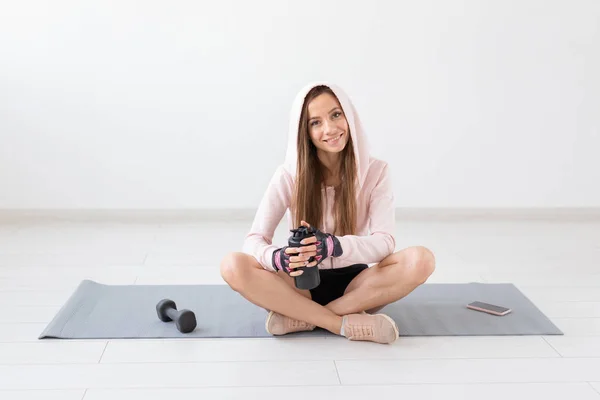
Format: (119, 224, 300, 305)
(322, 120, 336, 135)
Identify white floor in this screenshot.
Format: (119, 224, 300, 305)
(1, 217, 600, 399)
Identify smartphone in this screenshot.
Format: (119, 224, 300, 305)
(467, 301, 512, 316)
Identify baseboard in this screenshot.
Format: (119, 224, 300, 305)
(0, 209, 257, 224)
(1, 208, 600, 224)
(395, 207, 600, 221)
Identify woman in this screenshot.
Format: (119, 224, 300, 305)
(220, 82, 435, 344)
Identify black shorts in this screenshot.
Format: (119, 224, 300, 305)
(309, 264, 369, 306)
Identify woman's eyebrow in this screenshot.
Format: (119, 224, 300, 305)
(309, 107, 341, 121)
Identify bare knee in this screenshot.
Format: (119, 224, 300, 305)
(220, 252, 258, 292)
(277, 270, 312, 300)
(411, 246, 436, 284)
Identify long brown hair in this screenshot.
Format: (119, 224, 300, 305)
(291, 85, 357, 236)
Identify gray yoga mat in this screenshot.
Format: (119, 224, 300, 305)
(39, 280, 562, 339)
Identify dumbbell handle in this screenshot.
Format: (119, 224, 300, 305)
(165, 307, 181, 321)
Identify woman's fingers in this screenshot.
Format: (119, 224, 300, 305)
(300, 236, 317, 245)
(289, 261, 306, 270)
(285, 245, 314, 254)
(290, 258, 311, 268)
(284, 243, 318, 270)
(299, 244, 317, 252)
(289, 255, 319, 269)
(284, 243, 316, 255)
(289, 252, 317, 263)
(289, 260, 318, 275)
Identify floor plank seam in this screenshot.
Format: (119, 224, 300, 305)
(6, 356, 596, 366)
(542, 336, 563, 358)
(333, 360, 342, 385)
(3, 381, 600, 390)
(97, 342, 109, 363)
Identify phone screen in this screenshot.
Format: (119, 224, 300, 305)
(468, 301, 510, 313)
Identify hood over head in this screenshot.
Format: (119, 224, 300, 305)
(283, 82, 370, 189)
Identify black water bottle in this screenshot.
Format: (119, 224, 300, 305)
(288, 226, 321, 290)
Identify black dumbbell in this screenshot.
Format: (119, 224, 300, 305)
(156, 299, 197, 333)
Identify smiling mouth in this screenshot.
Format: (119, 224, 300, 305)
(324, 132, 344, 144)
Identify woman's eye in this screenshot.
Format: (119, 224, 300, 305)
(310, 120, 319, 126)
(333, 112, 341, 118)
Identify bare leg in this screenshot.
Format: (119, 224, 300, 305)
(325, 246, 436, 316)
(220, 252, 342, 334)
(276, 270, 312, 300)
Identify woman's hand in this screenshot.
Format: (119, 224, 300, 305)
(283, 244, 318, 277)
(272, 220, 342, 276)
(272, 231, 318, 277)
(299, 220, 343, 263)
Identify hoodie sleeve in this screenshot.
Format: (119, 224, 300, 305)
(242, 165, 292, 272)
(335, 163, 396, 265)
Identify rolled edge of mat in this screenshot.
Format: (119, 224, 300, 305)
(37, 279, 101, 339)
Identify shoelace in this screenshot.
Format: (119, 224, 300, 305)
(346, 323, 375, 338)
(287, 317, 313, 329)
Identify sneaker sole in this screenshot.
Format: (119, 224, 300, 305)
(374, 313, 400, 343)
(265, 310, 275, 335)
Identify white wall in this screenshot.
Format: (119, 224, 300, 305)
(1, 0, 599, 210)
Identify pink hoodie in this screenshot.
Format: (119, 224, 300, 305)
(242, 82, 396, 272)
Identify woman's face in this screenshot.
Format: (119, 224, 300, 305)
(307, 93, 349, 154)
